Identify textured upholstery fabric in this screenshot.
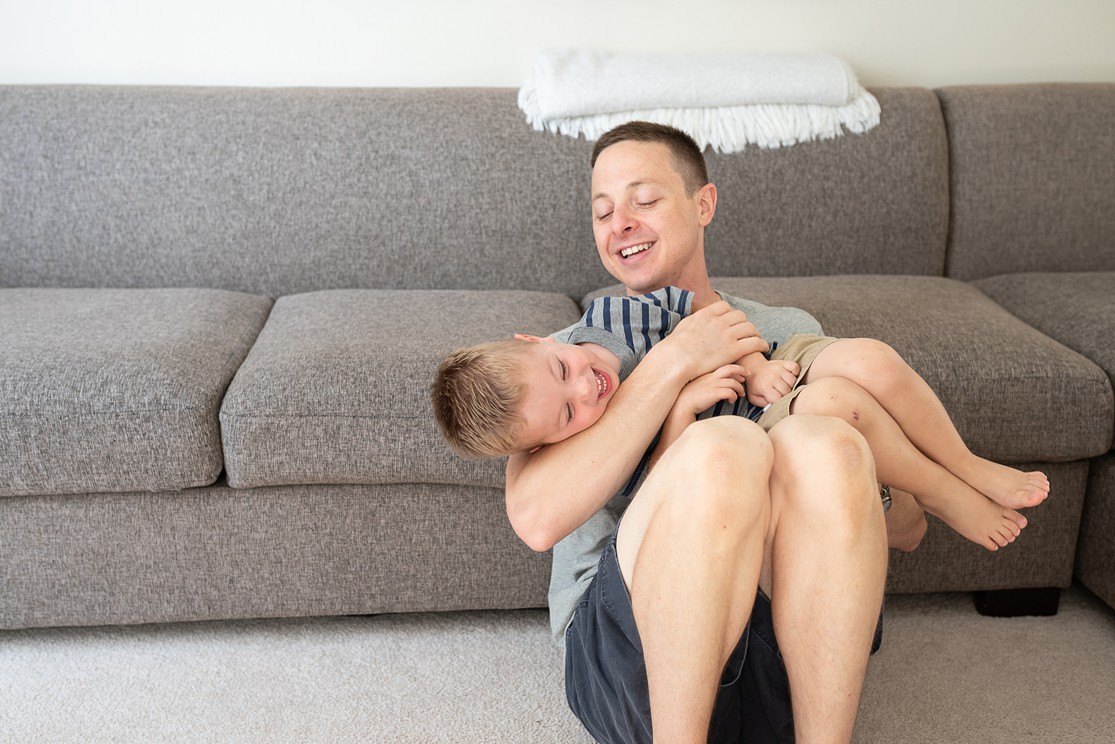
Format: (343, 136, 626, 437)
(1077, 453, 1115, 608)
(704, 88, 949, 278)
(587, 275, 1113, 463)
(973, 271, 1115, 446)
(0, 289, 271, 496)
(1, 87, 945, 296)
(220, 289, 582, 489)
(0, 480, 548, 629)
(939, 84, 1115, 280)
(887, 460, 1088, 593)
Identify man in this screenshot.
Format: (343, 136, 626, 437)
(587, 122, 929, 553)
(504, 123, 893, 743)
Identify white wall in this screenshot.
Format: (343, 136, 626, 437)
(2, 0, 1114, 88)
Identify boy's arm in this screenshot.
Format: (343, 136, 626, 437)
(505, 302, 766, 552)
(646, 364, 748, 470)
(738, 349, 800, 408)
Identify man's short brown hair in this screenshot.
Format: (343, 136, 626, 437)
(591, 121, 709, 195)
(431, 339, 532, 459)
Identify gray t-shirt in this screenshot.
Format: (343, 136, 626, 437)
(547, 290, 822, 645)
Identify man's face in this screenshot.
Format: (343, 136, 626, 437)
(590, 140, 714, 295)
(513, 337, 618, 449)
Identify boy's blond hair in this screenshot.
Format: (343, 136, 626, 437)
(431, 338, 533, 459)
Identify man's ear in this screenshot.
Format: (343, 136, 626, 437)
(513, 334, 553, 343)
(697, 182, 717, 227)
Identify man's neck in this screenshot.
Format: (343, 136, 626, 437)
(686, 283, 722, 311)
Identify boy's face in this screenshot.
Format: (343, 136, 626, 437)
(514, 336, 619, 449)
(591, 140, 715, 296)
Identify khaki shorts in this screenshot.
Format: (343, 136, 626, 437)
(755, 333, 839, 430)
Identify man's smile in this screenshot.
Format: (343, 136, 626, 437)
(619, 242, 654, 259)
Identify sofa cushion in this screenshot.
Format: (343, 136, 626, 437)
(219, 289, 583, 489)
(973, 271, 1115, 448)
(1076, 452, 1115, 609)
(2, 86, 946, 299)
(0, 288, 272, 497)
(938, 84, 1115, 280)
(586, 275, 1113, 463)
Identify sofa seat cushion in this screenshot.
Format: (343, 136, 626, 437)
(219, 289, 583, 489)
(587, 275, 1113, 463)
(974, 272, 1115, 449)
(0, 288, 272, 497)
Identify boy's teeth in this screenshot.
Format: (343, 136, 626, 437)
(621, 243, 651, 258)
(595, 370, 607, 397)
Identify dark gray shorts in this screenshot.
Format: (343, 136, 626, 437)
(564, 531, 882, 744)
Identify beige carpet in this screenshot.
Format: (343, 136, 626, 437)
(2, 587, 1113, 743)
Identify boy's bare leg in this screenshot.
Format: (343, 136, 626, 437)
(804, 339, 1049, 509)
(763, 415, 888, 744)
(794, 376, 1027, 550)
(616, 417, 773, 742)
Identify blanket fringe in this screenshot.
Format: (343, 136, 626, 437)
(517, 85, 881, 152)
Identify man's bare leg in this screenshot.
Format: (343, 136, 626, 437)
(805, 339, 1049, 508)
(616, 417, 773, 743)
(763, 415, 888, 744)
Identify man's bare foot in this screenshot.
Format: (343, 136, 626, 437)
(959, 458, 1050, 509)
(885, 488, 927, 552)
(916, 486, 1028, 551)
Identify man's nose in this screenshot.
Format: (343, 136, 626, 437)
(611, 205, 636, 235)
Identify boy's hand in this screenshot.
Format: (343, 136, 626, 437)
(744, 358, 800, 407)
(676, 364, 749, 417)
(660, 301, 768, 380)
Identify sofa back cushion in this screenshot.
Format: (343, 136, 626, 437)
(939, 84, 1115, 280)
(1, 86, 947, 298)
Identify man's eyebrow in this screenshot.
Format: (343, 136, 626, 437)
(592, 180, 647, 202)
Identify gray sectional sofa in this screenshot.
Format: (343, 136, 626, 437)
(1, 83, 1113, 630)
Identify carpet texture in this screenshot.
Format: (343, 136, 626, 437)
(2, 588, 1113, 743)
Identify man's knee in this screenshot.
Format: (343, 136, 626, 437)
(771, 414, 871, 470)
(658, 417, 773, 522)
(768, 414, 877, 515)
(671, 417, 773, 475)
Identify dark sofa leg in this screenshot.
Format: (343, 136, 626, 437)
(973, 587, 1061, 617)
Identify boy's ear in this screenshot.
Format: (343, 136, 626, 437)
(513, 334, 553, 343)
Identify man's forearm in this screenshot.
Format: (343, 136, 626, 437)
(505, 344, 690, 552)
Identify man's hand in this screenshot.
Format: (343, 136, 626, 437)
(744, 357, 800, 408)
(656, 301, 769, 381)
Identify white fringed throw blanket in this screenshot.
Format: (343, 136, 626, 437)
(518, 49, 880, 152)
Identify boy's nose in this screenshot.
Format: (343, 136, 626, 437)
(576, 368, 596, 402)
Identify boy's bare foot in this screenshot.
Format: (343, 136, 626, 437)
(916, 485, 1028, 551)
(959, 459, 1050, 510)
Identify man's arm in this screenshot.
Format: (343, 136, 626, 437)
(505, 302, 767, 552)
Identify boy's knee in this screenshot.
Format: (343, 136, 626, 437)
(846, 338, 910, 390)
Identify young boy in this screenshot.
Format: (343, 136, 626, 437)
(432, 286, 1049, 551)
